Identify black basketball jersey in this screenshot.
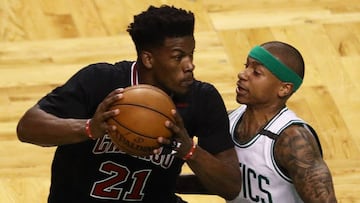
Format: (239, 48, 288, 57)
(38, 61, 233, 203)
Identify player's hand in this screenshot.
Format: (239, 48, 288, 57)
(88, 88, 124, 139)
(154, 109, 193, 158)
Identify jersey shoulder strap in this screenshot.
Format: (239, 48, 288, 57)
(261, 107, 323, 156)
(263, 107, 304, 134)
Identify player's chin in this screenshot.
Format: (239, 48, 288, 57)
(174, 81, 193, 95)
(173, 88, 188, 96)
(236, 96, 251, 105)
(235, 93, 248, 104)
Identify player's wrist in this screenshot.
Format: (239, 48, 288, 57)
(85, 119, 96, 140)
(182, 139, 197, 161)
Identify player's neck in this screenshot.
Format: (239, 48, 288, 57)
(244, 103, 285, 120)
(236, 105, 285, 143)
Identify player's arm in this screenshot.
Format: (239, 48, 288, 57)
(16, 88, 123, 146)
(16, 105, 89, 146)
(176, 149, 241, 198)
(176, 108, 239, 196)
(160, 111, 241, 200)
(185, 146, 241, 200)
(274, 125, 338, 203)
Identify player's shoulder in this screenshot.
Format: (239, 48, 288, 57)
(192, 80, 216, 89)
(271, 108, 315, 148)
(84, 60, 132, 71)
(275, 123, 323, 172)
(280, 124, 309, 137)
(77, 60, 133, 77)
(187, 80, 227, 112)
(276, 123, 321, 155)
(190, 80, 220, 97)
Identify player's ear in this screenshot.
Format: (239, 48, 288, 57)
(140, 50, 153, 69)
(278, 82, 293, 97)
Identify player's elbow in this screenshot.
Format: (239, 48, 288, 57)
(221, 172, 242, 200)
(16, 118, 32, 143)
(212, 178, 241, 200)
(16, 116, 49, 147)
(224, 183, 241, 200)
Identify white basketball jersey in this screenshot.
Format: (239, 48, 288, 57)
(227, 105, 318, 203)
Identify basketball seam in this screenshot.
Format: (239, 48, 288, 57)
(112, 103, 174, 121)
(110, 117, 158, 140)
(111, 103, 173, 139)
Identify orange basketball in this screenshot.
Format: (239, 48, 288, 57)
(107, 84, 175, 157)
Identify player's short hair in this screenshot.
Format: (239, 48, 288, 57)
(127, 5, 195, 54)
(262, 41, 305, 80)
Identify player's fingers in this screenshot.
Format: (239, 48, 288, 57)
(155, 137, 181, 155)
(165, 120, 181, 135)
(157, 136, 171, 145)
(107, 88, 125, 97)
(101, 88, 124, 110)
(171, 109, 185, 128)
(102, 108, 120, 120)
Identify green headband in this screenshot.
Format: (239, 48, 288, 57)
(249, 45, 303, 91)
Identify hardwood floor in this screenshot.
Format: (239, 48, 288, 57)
(1, 0, 359, 202)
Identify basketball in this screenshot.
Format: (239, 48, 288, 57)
(107, 84, 176, 157)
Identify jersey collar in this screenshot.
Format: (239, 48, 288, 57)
(131, 62, 138, 85)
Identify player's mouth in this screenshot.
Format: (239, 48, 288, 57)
(236, 82, 248, 95)
(181, 79, 193, 87)
(180, 74, 194, 87)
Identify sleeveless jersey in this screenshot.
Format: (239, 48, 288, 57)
(227, 105, 322, 203)
(38, 61, 233, 203)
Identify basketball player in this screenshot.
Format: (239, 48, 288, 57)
(227, 41, 337, 202)
(16, 5, 241, 203)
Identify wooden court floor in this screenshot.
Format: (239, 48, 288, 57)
(1, 0, 359, 202)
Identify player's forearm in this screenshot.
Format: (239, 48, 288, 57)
(17, 105, 88, 146)
(186, 146, 241, 200)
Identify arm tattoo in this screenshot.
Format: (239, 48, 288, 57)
(275, 126, 337, 202)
